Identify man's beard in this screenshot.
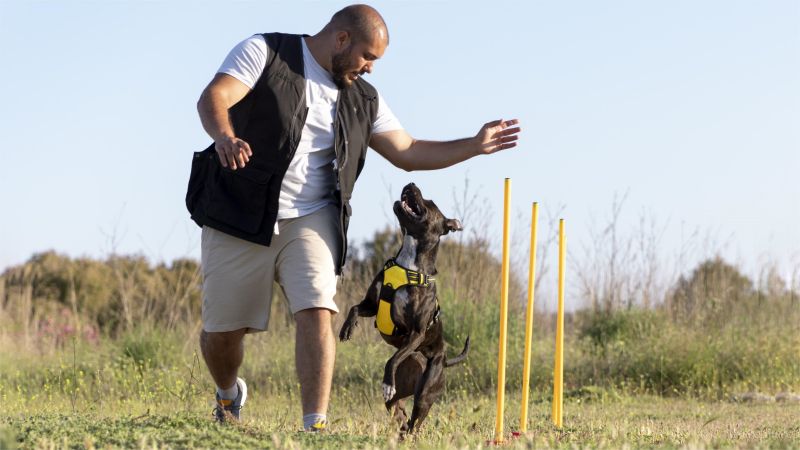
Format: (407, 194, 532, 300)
(331, 47, 355, 89)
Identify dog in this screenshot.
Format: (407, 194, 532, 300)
(339, 182, 470, 434)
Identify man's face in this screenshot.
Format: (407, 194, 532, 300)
(331, 32, 387, 89)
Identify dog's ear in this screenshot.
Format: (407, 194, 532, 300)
(444, 218, 463, 234)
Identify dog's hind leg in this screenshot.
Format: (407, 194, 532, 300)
(390, 399, 409, 428)
(406, 354, 446, 434)
(386, 353, 424, 401)
(385, 352, 424, 432)
(382, 332, 426, 402)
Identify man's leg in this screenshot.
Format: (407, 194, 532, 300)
(199, 226, 275, 422)
(199, 328, 247, 390)
(275, 204, 341, 429)
(294, 308, 336, 416)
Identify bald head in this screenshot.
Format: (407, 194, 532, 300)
(326, 4, 389, 46)
(306, 4, 389, 88)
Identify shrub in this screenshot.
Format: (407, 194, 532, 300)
(666, 257, 755, 324)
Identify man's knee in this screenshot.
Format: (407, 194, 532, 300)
(294, 307, 334, 325)
(294, 309, 336, 341)
(200, 328, 248, 349)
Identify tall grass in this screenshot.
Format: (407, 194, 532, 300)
(1, 197, 798, 402)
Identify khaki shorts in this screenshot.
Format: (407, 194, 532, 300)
(201, 204, 341, 333)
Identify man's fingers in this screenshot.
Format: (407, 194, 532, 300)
(485, 119, 521, 138)
(483, 136, 519, 153)
(499, 142, 518, 151)
(498, 126, 522, 137)
(488, 118, 519, 130)
(489, 137, 515, 147)
(238, 147, 250, 164)
(485, 119, 504, 129)
(215, 145, 230, 168)
(227, 151, 239, 170)
(492, 141, 518, 151)
(477, 118, 521, 154)
(500, 135, 519, 144)
(222, 146, 239, 169)
(215, 141, 253, 170)
(235, 151, 246, 169)
(238, 140, 253, 158)
(232, 140, 251, 167)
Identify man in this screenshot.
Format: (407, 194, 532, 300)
(187, 4, 520, 430)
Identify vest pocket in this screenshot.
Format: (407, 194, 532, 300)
(185, 147, 214, 215)
(205, 167, 272, 235)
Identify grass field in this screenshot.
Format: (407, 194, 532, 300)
(1, 335, 798, 450)
(3, 389, 799, 449)
(2, 236, 799, 448)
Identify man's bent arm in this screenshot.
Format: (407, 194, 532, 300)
(369, 119, 521, 172)
(197, 73, 254, 170)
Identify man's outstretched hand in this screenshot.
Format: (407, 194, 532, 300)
(475, 119, 521, 155)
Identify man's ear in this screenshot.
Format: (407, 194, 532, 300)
(444, 218, 463, 234)
(335, 30, 351, 50)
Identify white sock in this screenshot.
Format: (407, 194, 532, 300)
(217, 382, 239, 400)
(303, 413, 327, 430)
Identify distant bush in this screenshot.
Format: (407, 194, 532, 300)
(1, 238, 797, 397)
(0, 251, 201, 340)
(578, 308, 664, 351)
(666, 257, 756, 324)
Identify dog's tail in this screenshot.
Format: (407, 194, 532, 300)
(444, 336, 471, 368)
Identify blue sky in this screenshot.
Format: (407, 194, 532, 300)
(1, 1, 798, 297)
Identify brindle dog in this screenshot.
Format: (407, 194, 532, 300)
(339, 183, 470, 434)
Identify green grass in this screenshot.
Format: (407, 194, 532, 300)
(1, 335, 798, 449)
(2, 248, 799, 448)
(3, 391, 799, 449)
(1, 318, 799, 449)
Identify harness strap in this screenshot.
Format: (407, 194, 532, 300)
(375, 258, 437, 336)
(382, 259, 435, 288)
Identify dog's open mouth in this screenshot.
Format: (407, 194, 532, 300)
(400, 190, 424, 220)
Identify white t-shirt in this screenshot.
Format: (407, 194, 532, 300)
(218, 34, 403, 223)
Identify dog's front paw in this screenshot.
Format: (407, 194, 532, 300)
(382, 383, 396, 402)
(339, 321, 356, 341)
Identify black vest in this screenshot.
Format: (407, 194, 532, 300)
(186, 33, 378, 273)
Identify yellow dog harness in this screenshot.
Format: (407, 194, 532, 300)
(375, 258, 439, 336)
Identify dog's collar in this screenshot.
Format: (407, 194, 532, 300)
(382, 258, 435, 288)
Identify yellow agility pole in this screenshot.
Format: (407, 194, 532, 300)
(519, 202, 539, 433)
(551, 219, 566, 428)
(494, 178, 511, 444)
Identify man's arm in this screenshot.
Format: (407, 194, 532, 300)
(368, 119, 521, 172)
(197, 73, 254, 170)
